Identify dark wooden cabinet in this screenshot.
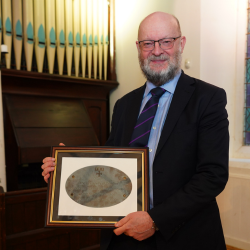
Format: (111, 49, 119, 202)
(0, 69, 118, 250)
(1, 69, 118, 191)
(0, 187, 101, 250)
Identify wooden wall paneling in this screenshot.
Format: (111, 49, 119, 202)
(70, 231, 80, 250)
(79, 230, 101, 249)
(9, 202, 25, 234)
(11, 245, 26, 250)
(58, 233, 70, 250)
(0, 192, 6, 250)
(47, 237, 59, 250)
(35, 238, 48, 250)
(24, 201, 37, 231)
(83, 99, 107, 146)
(1, 69, 117, 99)
(3, 98, 19, 191)
(2, 69, 118, 190)
(2, 187, 102, 250)
(25, 242, 37, 250)
(36, 199, 47, 228)
(5, 188, 47, 235)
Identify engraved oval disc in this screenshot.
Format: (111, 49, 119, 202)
(65, 165, 132, 208)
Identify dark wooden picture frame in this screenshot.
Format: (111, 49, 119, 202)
(45, 146, 149, 229)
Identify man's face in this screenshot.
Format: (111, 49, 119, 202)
(136, 17, 186, 86)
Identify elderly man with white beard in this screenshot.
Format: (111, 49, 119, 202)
(42, 12, 229, 250)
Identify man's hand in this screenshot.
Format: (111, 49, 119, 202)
(113, 211, 155, 241)
(41, 143, 65, 183)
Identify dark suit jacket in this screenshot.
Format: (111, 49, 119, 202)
(101, 72, 229, 250)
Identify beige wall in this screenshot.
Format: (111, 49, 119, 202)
(112, 0, 201, 119)
(111, 0, 173, 119)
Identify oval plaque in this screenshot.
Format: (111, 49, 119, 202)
(65, 165, 132, 208)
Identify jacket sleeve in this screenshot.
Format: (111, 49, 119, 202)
(148, 88, 229, 242)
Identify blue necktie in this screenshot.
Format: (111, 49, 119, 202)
(129, 87, 166, 147)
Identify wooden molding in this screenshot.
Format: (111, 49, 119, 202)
(227, 245, 244, 250)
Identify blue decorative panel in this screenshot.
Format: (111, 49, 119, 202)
(59, 30, 65, 47)
(5, 17, 12, 35)
(82, 33, 87, 46)
(15, 20, 22, 40)
(245, 4, 250, 144)
(27, 22, 33, 44)
(38, 24, 45, 48)
(68, 31, 73, 47)
(49, 27, 56, 48)
(76, 32, 80, 46)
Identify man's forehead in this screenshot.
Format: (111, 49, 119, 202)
(138, 12, 180, 40)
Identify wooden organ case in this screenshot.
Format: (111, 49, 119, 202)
(0, 0, 118, 249)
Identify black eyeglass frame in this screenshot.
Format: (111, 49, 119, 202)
(138, 36, 181, 51)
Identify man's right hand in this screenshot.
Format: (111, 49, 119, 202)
(41, 143, 65, 183)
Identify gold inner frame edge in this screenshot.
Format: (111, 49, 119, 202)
(50, 149, 146, 224)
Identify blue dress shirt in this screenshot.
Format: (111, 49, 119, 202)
(139, 71, 181, 208)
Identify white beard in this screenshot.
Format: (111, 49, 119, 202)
(138, 47, 182, 86)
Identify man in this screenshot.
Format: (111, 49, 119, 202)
(42, 12, 229, 250)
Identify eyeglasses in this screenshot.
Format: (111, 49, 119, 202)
(138, 36, 181, 51)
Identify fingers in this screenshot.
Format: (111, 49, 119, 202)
(113, 214, 131, 235)
(113, 212, 155, 241)
(41, 159, 55, 169)
(44, 173, 50, 183)
(42, 166, 55, 176)
(115, 215, 130, 227)
(42, 157, 55, 164)
(41, 157, 56, 183)
(113, 225, 128, 236)
(59, 143, 65, 146)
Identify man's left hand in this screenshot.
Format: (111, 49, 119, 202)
(113, 211, 155, 241)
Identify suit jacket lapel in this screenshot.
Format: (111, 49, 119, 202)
(156, 73, 195, 156)
(122, 84, 146, 146)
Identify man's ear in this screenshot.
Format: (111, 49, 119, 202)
(136, 41, 140, 51)
(180, 36, 186, 53)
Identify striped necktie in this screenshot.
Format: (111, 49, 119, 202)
(129, 87, 166, 147)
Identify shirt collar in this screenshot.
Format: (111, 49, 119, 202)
(144, 70, 181, 97)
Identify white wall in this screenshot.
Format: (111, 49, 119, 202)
(199, 0, 250, 249)
(171, 0, 201, 79)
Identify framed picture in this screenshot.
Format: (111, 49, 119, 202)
(45, 146, 149, 229)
